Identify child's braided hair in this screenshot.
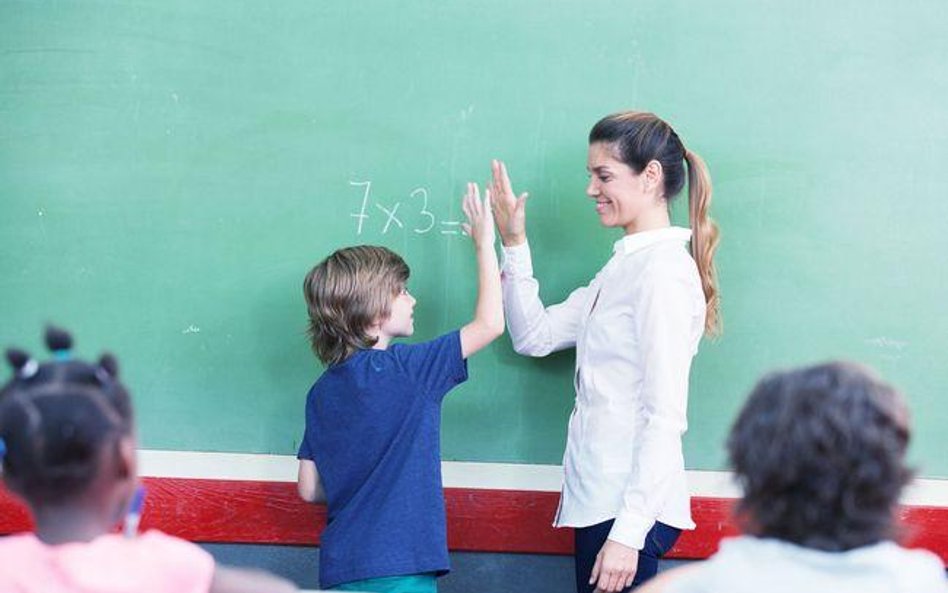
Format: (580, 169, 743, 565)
(0, 326, 133, 505)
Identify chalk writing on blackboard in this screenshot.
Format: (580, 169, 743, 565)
(349, 180, 464, 237)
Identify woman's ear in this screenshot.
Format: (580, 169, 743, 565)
(644, 160, 664, 196)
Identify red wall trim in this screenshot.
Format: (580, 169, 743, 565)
(2, 478, 945, 564)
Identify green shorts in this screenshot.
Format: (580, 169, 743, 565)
(333, 573, 437, 593)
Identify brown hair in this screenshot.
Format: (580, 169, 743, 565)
(589, 111, 721, 335)
(303, 245, 410, 365)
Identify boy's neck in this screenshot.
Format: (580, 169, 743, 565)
(366, 325, 392, 350)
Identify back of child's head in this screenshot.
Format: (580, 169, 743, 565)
(0, 326, 133, 507)
(303, 245, 410, 366)
(727, 361, 912, 552)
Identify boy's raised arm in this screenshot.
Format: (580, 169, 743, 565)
(460, 183, 504, 359)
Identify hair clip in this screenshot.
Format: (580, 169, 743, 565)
(20, 359, 39, 379)
(53, 350, 71, 361)
(0, 437, 6, 463)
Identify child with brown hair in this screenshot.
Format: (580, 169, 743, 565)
(296, 183, 503, 592)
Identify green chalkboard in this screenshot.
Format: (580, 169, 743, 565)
(2, 1, 947, 476)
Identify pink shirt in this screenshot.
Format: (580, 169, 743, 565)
(0, 530, 215, 593)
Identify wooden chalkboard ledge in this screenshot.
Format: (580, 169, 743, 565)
(1, 479, 946, 565)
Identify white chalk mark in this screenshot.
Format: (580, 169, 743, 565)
(182, 325, 201, 335)
(460, 104, 475, 121)
(440, 221, 461, 235)
(411, 187, 435, 234)
(375, 202, 403, 234)
(865, 337, 908, 351)
(171, 92, 179, 103)
(349, 180, 372, 235)
(38, 209, 44, 217)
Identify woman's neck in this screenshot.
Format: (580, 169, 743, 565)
(623, 206, 672, 235)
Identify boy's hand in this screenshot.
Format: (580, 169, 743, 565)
(459, 181, 504, 359)
(488, 159, 529, 247)
(461, 182, 496, 249)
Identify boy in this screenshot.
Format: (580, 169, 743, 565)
(296, 184, 502, 592)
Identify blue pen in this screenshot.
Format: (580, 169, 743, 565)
(124, 485, 146, 538)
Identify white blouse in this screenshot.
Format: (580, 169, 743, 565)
(501, 226, 704, 549)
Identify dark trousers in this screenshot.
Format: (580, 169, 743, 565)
(574, 519, 681, 593)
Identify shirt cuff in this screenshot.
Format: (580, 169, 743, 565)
(608, 512, 653, 550)
(501, 241, 534, 276)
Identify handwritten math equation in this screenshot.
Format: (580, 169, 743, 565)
(348, 180, 467, 237)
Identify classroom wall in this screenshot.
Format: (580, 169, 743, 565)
(3, 3, 948, 589)
(2, 0, 948, 478)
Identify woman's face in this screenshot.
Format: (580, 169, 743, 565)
(585, 142, 658, 234)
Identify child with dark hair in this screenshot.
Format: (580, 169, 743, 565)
(0, 326, 298, 593)
(296, 184, 503, 592)
(639, 361, 947, 593)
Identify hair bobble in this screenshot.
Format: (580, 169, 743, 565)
(45, 325, 72, 352)
(21, 359, 39, 379)
(97, 354, 119, 379)
(94, 367, 112, 385)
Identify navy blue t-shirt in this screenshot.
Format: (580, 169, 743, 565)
(297, 331, 468, 589)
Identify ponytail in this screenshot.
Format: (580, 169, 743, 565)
(590, 111, 722, 336)
(684, 149, 721, 337)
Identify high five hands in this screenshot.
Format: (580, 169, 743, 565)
(461, 182, 495, 248)
(487, 159, 529, 247)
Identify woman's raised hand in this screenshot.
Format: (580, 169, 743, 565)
(488, 159, 529, 247)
